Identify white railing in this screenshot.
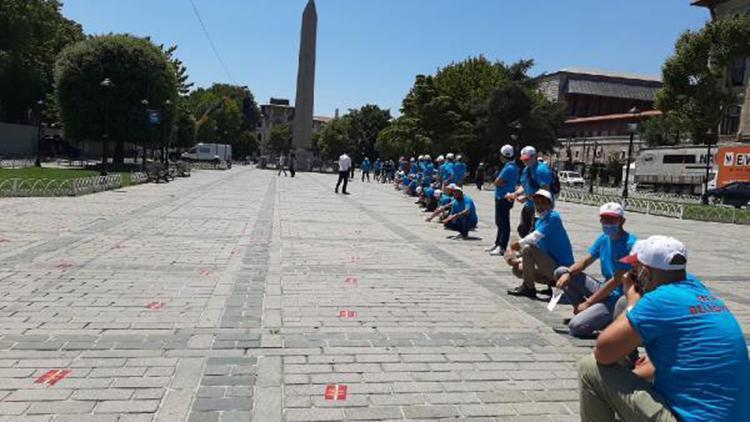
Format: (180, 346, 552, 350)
(130, 172, 148, 185)
(0, 175, 122, 197)
(587, 186, 702, 203)
(557, 190, 686, 219)
(190, 161, 229, 170)
(0, 159, 36, 169)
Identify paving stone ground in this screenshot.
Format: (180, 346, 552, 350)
(0, 167, 747, 421)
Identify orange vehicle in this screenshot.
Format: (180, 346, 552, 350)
(716, 145, 750, 188)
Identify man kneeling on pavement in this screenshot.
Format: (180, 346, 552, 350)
(578, 235, 749, 422)
(555, 202, 636, 338)
(506, 189, 574, 298)
(426, 185, 477, 238)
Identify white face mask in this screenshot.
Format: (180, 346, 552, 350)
(535, 208, 550, 219)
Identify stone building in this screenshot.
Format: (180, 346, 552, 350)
(692, 0, 750, 142)
(537, 68, 663, 179)
(256, 98, 331, 157)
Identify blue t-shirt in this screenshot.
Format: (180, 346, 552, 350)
(521, 162, 553, 208)
(534, 211, 574, 267)
(409, 162, 418, 175)
(495, 161, 520, 200)
(450, 195, 478, 226)
(361, 159, 370, 171)
(439, 194, 452, 207)
(441, 162, 455, 183)
(453, 162, 466, 184)
(424, 186, 434, 199)
(588, 232, 637, 306)
(423, 164, 435, 185)
(374, 160, 382, 171)
(627, 275, 750, 422)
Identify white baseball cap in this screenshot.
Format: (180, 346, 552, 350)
(599, 202, 625, 218)
(434, 189, 442, 198)
(446, 153, 455, 160)
(436, 155, 445, 162)
(448, 183, 458, 190)
(520, 146, 537, 160)
(453, 186, 463, 193)
(416, 186, 423, 194)
(619, 235, 687, 271)
(425, 155, 431, 161)
(500, 144, 514, 158)
(533, 189, 553, 201)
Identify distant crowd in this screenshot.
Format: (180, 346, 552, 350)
(333, 146, 749, 422)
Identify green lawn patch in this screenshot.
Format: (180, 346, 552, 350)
(0, 167, 131, 186)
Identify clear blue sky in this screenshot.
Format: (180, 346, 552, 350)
(62, 0, 709, 117)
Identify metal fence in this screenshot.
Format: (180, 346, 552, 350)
(0, 159, 36, 169)
(130, 172, 148, 185)
(577, 186, 703, 204)
(0, 175, 123, 197)
(557, 189, 750, 225)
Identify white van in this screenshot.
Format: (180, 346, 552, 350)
(181, 143, 232, 163)
(558, 171, 585, 188)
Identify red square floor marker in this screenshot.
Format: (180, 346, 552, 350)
(145, 302, 166, 310)
(345, 276, 358, 285)
(231, 248, 241, 256)
(339, 310, 357, 318)
(35, 369, 71, 386)
(56, 261, 72, 271)
(111, 243, 124, 250)
(199, 269, 211, 276)
(350, 256, 361, 263)
(324, 384, 348, 401)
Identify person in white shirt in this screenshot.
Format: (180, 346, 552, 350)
(277, 154, 287, 176)
(336, 153, 352, 194)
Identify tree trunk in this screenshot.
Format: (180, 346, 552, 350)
(112, 139, 124, 165)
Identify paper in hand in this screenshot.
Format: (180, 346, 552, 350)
(547, 288, 564, 312)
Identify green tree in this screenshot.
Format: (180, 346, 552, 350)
(346, 104, 391, 161)
(375, 117, 432, 159)
(640, 112, 687, 147)
(656, 15, 750, 144)
(268, 123, 292, 154)
(317, 117, 354, 161)
(54, 34, 178, 164)
(0, 0, 84, 123)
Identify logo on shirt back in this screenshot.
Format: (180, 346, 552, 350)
(688, 294, 729, 315)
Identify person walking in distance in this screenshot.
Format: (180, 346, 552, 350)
(361, 157, 371, 182)
(336, 152, 352, 194)
(289, 152, 296, 178)
(277, 154, 287, 176)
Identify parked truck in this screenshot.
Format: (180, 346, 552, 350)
(180, 143, 232, 164)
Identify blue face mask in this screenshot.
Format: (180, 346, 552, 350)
(602, 224, 620, 238)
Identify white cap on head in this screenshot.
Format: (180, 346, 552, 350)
(418, 155, 424, 160)
(425, 154, 431, 161)
(456, 154, 463, 161)
(520, 146, 537, 160)
(599, 202, 625, 218)
(416, 186, 423, 194)
(619, 235, 687, 271)
(453, 186, 463, 193)
(446, 153, 455, 160)
(434, 189, 442, 198)
(500, 144, 514, 158)
(533, 189, 553, 201)
(437, 155, 445, 162)
(448, 183, 458, 190)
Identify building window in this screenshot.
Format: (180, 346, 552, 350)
(662, 155, 696, 164)
(721, 105, 742, 135)
(730, 57, 746, 87)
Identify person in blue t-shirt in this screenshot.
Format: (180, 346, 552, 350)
(426, 183, 462, 225)
(373, 158, 382, 182)
(452, 155, 467, 186)
(361, 157, 371, 182)
(485, 144, 520, 256)
(554, 202, 636, 338)
(440, 187, 477, 238)
(442, 153, 456, 184)
(506, 146, 553, 238)
(507, 189, 574, 298)
(579, 235, 750, 422)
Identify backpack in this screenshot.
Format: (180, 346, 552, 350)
(550, 171, 562, 196)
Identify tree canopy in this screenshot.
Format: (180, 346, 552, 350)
(655, 14, 750, 145)
(54, 34, 178, 163)
(0, 0, 84, 123)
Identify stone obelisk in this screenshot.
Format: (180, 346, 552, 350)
(292, 0, 317, 171)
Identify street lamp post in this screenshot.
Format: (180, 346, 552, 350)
(34, 100, 44, 167)
(163, 99, 172, 166)
(99, 78, 114, 176)
(622, 107, 640, 198)
(589, 140, 598, 194)
(702, 128, 715, 204)
(141, 99, 149, 168)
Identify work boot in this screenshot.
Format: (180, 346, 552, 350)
(507, 284, 537, 298)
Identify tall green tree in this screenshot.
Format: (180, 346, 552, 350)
(375, 117, 432, 159)
(0, 0, 84, 123)
(268, 123, 292, 154)
(317, 117, 354, 161)
(656, 15, 750, 144)
(54, 34, 178, 164)
(346, 104, 391, 161)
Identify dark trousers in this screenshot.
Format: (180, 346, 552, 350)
(336, 171, 349, 193)
(361, 171, 370, 182)
(517, 205, 536, 238)
(446, 216, 474, 237)
(494, 198, 513, 250)
(289, 165, 295, 177)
